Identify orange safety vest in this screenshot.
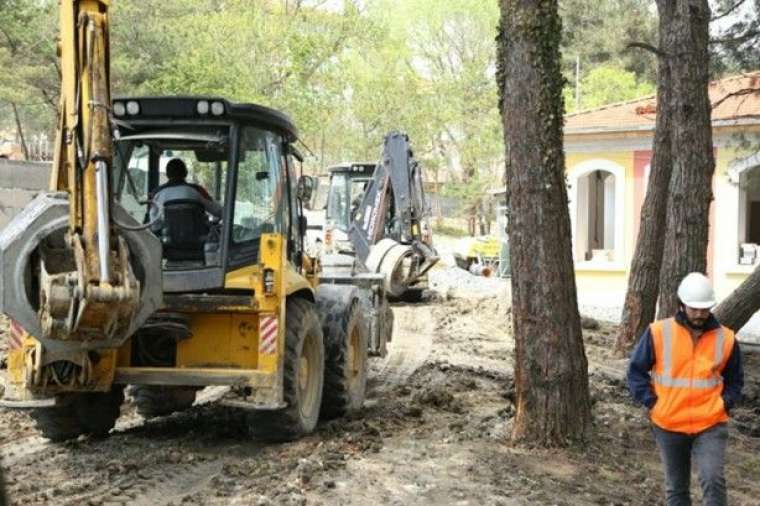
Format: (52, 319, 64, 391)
(649, 318, 734, 434)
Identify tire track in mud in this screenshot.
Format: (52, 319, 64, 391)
(0, 386, 229, 467)
(372, 304, 435, 387)
(1, 304, 437, 504)
(56, 459, 224, 506)
(123, 459, 224, 506)
(0, 435, 48, 467)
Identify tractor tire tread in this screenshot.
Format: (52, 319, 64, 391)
(30, 388, 124, 442)
(320, 299, 367, 420)
(248, 298, 324, 442)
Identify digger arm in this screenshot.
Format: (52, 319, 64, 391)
(0, 1, 162, 347)
(51, 0, 114, 283)
(348, 132, 433, 261)
(347, 132, 438, 296)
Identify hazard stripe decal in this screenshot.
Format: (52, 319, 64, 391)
(259, 316, 278, 354)
(8, 320, 24, 350)
(8, 333, 23, 350)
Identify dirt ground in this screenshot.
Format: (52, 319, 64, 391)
(3, 293, 760, 505)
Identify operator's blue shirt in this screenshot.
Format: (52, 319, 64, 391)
(626, 311, 744, 411)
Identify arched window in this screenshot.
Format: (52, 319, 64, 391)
(568, 159, 626, 265)
(575, 170, 616, 261)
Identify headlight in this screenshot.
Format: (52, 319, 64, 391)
(263, 268, 275, 295)
(197, 100, 210, 115)
(211, 101, 225, 116)
(126, 100, 140, 115)
(113, 102, 126, 117)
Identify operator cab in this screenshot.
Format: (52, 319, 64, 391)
(111, 97, 306, 293)
(324, 162, 375, 253)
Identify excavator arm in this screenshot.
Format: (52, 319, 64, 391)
(40, 0, 141, 342)
(0, 1, 161, 369)
(348, 132, 438, 296)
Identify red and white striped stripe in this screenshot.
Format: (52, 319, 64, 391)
(259, 316, 279, 355)
(8, 319, 25, 351)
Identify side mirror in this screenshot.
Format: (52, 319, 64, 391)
(297, 175, 316, 209)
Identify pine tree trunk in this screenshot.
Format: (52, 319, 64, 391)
(657, 0, 715, 318)
(615, 2, 675, 355)
(713, 266, 760, 332)
(496, 0, 591, 446)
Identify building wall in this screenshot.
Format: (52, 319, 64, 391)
(564, 127, 760, 320)
(713, 144, 760, 299)
(0, 160, 51, 229)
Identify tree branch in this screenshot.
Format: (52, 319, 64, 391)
(0, 26, 19, 54)
(711, 27, 760, 45)
(710, 0, 747, 21)
(625, 41, 665, 57)
(38, 89, 58, 111)
(711, 85, 760, 110)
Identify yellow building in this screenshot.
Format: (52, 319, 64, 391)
(564, 72, 760, 313)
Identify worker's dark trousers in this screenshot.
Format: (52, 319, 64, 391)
(652, 422, 728, 506)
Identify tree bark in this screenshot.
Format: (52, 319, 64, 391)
(615, 2, 675, 355)
(657, 0, 715, 318)
(11, 102, 30, 160)
(497, 0, 591, 446)
(713, 266, 760, 332)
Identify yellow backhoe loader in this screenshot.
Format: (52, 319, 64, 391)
(0, 0, 391, 442)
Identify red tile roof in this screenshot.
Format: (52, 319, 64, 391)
(565, 72, 760, 134)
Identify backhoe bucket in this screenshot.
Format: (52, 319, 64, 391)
(365, 238, 438, 297)
(0, 192, 162, 348)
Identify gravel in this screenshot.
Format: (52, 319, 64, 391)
(427, 266, 507, 300)
(431, 235, 760, 342)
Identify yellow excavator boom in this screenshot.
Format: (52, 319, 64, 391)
(37, 0, 144, 343)
(0, 0, 162, 360)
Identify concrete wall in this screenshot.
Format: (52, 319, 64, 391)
(0, 160, 51, 229)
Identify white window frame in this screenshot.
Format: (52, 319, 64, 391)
(568, 159, 626, 268)
(726, 153, 760, 269)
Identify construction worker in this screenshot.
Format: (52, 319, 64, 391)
(149, 158, 222, 228)
(627, 272, 743, 506)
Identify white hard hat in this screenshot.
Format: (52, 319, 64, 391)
(677, 272, 716, 309)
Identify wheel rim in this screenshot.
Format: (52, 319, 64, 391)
(298, 329, 320, 420)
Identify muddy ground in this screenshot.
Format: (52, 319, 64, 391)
(3, 293, 760, 505)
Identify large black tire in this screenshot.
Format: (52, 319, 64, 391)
(29, 402, 84, 442)
(248, 298, 324, 442)
(129, 386, 197, 418)
(30, 388, 124, 442)
(320, 299, 368, 420)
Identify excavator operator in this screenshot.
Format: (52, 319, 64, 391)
(149, 158, 223, 228)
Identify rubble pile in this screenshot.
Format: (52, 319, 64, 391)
(428, 265, 507, 299)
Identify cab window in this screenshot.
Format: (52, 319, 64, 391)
(232, 127, 286, 244)
(326, 173, 349, 230)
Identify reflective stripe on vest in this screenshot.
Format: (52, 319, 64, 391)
(651, 319, 724, 389)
